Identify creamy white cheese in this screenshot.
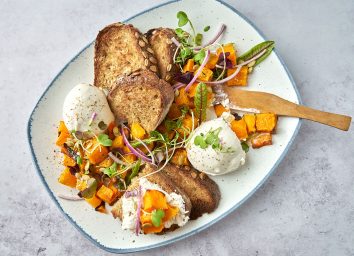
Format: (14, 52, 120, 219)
(62, 83, 115, 135)
(121, 178, 189, 231)
(186, 113, 246, 175)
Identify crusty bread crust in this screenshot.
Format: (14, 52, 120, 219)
(146, 28, 179, 83)
(94, 23, 159, 90)
(107, 70, 173, 132)
(111, 164, 192, 232)
(163, 164, 221, 220)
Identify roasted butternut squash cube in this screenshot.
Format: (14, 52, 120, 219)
(231, 119, 248, 140)
(217, 43, 237, 65)
(58, 167, 77, 188)
(186, 83, 199, 98)
(85, 194, 102, 208)
(111, 135, 124, 149)
(214, 104, 229, 117)
(195, 67, 213, 82)
(131, 122, 146, 140)
(176, 114, 198, 136)
(170, 148, 189, 166)
(142, 223, 164, 234)
(97, 185, 115, 204)
(175, 88, 193, 108)
(251, 133, 272, 148)
(226, 66, 248, 86)
(163, 205, 179, 222)
(62, 154, 76, 167)
(205, 53, 219, 69)
(255, 113, 277, 133)
(243, 114, 256, 134)
(167, 103, 182, 119)
(143, 190, 168, 212)
(183, 59, 195, 73)
(86, 139, 109, 164)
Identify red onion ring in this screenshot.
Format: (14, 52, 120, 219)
(185, 49, 211, 91)
(135, 185, 142, 235)
(120, 125, 152, 163)
(193, 23, 226, 50)
(171, 37, 181, 47)
(201, 49, 267, 85)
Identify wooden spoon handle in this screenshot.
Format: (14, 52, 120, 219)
(282, 104, 352, 131)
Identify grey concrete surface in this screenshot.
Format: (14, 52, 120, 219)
(0, 0, 353, 255)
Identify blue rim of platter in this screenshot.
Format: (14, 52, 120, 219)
(27, 0, 302, 253)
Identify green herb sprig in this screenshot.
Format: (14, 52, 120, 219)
(151, 209, 165, 227)
(97, 134, 112, 146)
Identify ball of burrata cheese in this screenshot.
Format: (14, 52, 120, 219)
(63, 83, 115, 135)
(186, 114, 246, 175)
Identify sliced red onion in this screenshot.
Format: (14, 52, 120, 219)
(193, 23, 226, 50)
(135, 138, 155, 165)
(120, 126, 152, 163)
(125, 189, 138, 198)
(135, 185, 142, 236)
(173, 83, 186, 91)
(90, 112, 97, 124)
(199, 65, 241, 85)
(201, 49, 267, 85)
(185, 50, 211, 91)
(171, 37, 181, 47)
(215, 49, 267, 69)
(57, 194, 83, 201)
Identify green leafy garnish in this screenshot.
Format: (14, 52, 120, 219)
(151, 209, 165, 227)
(194, 82, 208, 124)
(237, 41, 275, 67)
(194, 135, 208, 149)
(195, 33, 203, 46)
(126, 159, 141, 185)
(194, 127, 234, 153)
(193, 50, 205, 65)
(103, 162, 118, 178)
(97, 134, 112, 146)
(204, 25, 210, 32)
(177, 11, 189, 27)
(241, 141, 249, 153)
(76, 156, 82, 165)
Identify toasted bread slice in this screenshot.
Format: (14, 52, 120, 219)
(163, 164, 221, 220)
(94, 23, 159, 90)
(146, 28, 179, 83)
(107, 70, 174, 132)
(111, 164, 192, 233)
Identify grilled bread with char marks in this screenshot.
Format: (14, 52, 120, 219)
(146, 28, 179, 83)
(163, 164, 221, 220)
(94, 23, 159, 90)
(107, 70, 173, 132)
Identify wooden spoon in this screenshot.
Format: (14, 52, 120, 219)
(223, 87, 351, 131)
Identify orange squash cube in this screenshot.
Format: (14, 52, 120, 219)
(58, 167, 77, 188)
(170, 148, 189, 166)
(251, 133, 272, 148)
(231, 119, 248, 140)
(243, 114, 256, 134)
(111, 135, 124, 149)
(226, 66, 248, 86)
(194, 67, 213, 82)
(214, 104, 229, 117)
(217, 43, 237, 65)
(86, 140, 109, 164)
(85, 194, 102, 208)
(143, 190, 168, 212)
(255, 113, 278, 133)
(97, 185, 115, 204)
(205, 53, 219, 69)
(175, 88, 193, 108)
(62, 154, 76, 167)
(183, 59, 195, 73)
(167, 103, 182, 119)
